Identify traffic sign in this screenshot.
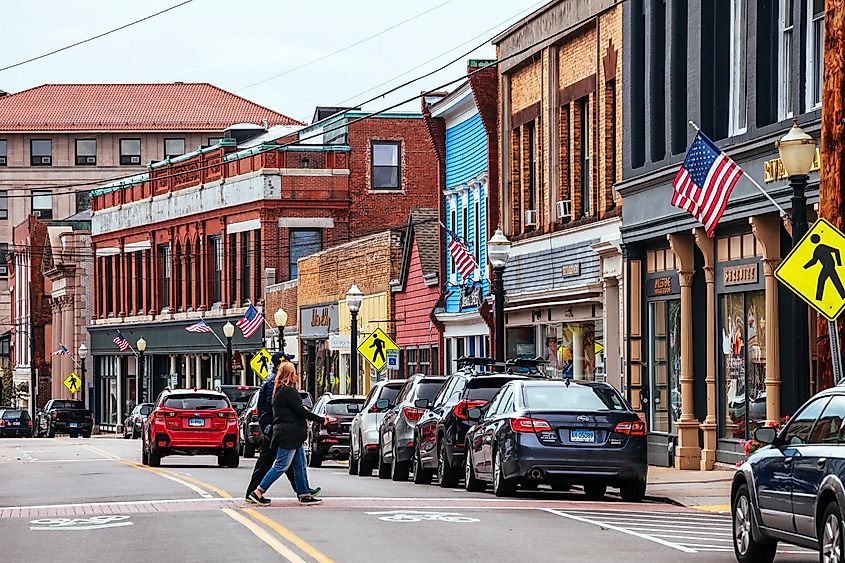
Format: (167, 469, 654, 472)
(63, 372, 81, 394)
(386, 349, 399, 371)
(357, 327, 399, 372)
(776, 218, 845, 321)
(250, 348, 273, 380)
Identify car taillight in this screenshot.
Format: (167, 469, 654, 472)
(453, 400, 487, 420)
(27, 420, 32, 427)
(324, 416, 338, 425)
(0, 420, 5, 427)
(403, 407, 424, 422)
(217, 412, 238, 421)
(251, 408, 258, 417)
(614, 420, 646, 437)
(510, 417, 552, 433)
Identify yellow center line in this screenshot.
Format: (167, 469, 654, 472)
(222, 508, 307, 563)
(152, 467, 233, 499)
(243, 507, 335, 563)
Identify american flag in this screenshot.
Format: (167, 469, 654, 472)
(236, 304, 264, 339)
(185, 320, 213, 333)
(671, 131, 743, 236)
(112, 331, 130, 352)
(52, 344, 69, 356)
(447, 229, 477, 280)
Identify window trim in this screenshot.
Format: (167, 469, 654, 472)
(728, 0, 748, 135)
(75, 139, 97, 166)
(31, 190, 53, 219)
(30, 139, 52, 166)
(120, 138, 142, 166)
(370, 140, 401, 190)
(288, 228, 323, 280)
(778, 0, 795, 120)
(0, 139, 6, 166)
(0, 190, 7, 220)
(805, 0, 824, 111)
(164, 138, 186, 160)
(578, 98, 590, 218)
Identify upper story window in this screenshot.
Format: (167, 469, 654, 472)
(806, 0, 824, 110)
(779, 0, 795, 120)
(210, 235, 222, 304)
(32, 190, 52, 219)
(729, 0, 748, 135)
(289, 229, 322, 279)
(120, 139, 142, 165)
(0, 139, 6, 166)
(164, 138, 186, 159)
(0, 243, 7, 276)
(0, 190, 7, 220)
(30, 139, 52, 166)
(75, 139, 97, 166)
(449, 205, 457, 280)
(208, 137, 222, 147)
(474, 199, 481, 265)
(527, 121, 537, 213)
(578, 99, 590, 218)
(371, 141, 401, 190)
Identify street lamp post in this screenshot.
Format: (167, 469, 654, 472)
(223, 321, 235, 386)
(346, 284, 363, 395)
(274, 308, 288, 356)
(77, 343, 89, 410)
(136, 337, 147, 403)
(777, 120, 817, 404)
(487, 228, 512, 363)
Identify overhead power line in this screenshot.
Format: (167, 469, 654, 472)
(0, 0, 196, 74)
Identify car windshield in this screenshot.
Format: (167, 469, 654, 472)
(523, 385, 627, 412)
(2, 410, 28, 420)
(378, 385, 402, 405)
(52, 400, 84, 410)
(415, 381, 446, 402)
(163, 394, 230, 410)
(140, 405, 153, 415)
(326, 399, 365, 415)
(465, 377, 518, 402)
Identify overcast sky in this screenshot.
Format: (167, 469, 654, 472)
(0, 0, 545, 123)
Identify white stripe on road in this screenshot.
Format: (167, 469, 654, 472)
(0, 497, 226, 511)
(541, 508, 698, 554)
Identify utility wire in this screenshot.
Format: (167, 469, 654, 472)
(0, 0, 196, 73)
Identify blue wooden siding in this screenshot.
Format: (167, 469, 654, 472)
(445, 186, 489, 314)
(445, 113, 487, 188)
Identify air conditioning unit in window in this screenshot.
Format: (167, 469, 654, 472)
(40, 156, 51, 164)
(131, 156, 140, 164)
(524, 209, 537, 227)
(0, 266, 7, 276)
(33, 210, 41, 218)
(556, 200, 572, 221)
(0, 157, 6, 165)
(86, 157, 95, 164)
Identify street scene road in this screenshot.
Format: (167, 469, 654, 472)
(0, 437, 815, 563)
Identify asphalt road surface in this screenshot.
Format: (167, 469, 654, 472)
(0, 437, 817, 563)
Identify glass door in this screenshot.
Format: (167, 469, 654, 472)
(648, 300, 681, 433)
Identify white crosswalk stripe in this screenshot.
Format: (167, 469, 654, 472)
(543, 508, 817, 556)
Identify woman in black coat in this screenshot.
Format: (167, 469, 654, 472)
(249, 361, 327, 504)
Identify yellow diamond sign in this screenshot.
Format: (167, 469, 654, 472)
(63, 372, 82, 394)
(357, 327, 399, 372)
(250, 348, 273, 380)
(776, 218, 845, 321)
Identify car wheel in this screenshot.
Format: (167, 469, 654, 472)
(244, 443, 256, 458)
(141, 443, 150, 466)
(437, 439, 459, 488)
(391, 443, 410, 481)
(348, 446, 360, 476)
(148, 447, 162, 467)
(226, 449, 240, 468)
(358, 434, 374, 477)
(619, 479, 647, 503)
(820, 501, 843, 563)
(413, 446, 432, 485)
(47, 424, 55, 438)
(732, 483, 776, 563)
(132, 428, 140, 440)
(123, 427, 131, 439)
(377, 438, 391, 480)
(82, 431, 91, 439)
(584, 483, 607, 500)
(493, 450, 516, 497)
(464, 450, 485, 492)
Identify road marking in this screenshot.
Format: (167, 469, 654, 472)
(243, 508, 335, 563)
(29, 515, 133, 531)
(0, 497, 226, 511)
(222, 509, 307, 563)
(366, 510, 479, 523)
(154, 467, 233, 499)
(690, 504, 731, 512)
(541, 508, 698, 554)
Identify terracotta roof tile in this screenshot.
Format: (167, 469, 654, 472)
(0, 83, 303, 131)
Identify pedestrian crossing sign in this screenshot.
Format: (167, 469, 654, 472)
(357, 327, 399, 372)
(63, 372, 81, 395)
(776, 218, 845, 321)
(250, 348, 273, 380)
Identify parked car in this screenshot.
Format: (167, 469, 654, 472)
(239, 391, 262, 458)
(214, 385, 259, 415)
(731, 386, 845, 563)
(306, 393, 365, 467)
(123, 403, 153, 439)
(464, 380, 647, 500)
(35, 399, 94, 438)
(414, 369, 530, 486)
(349, 379, 406, 476)
(0, 409, 32, 438)
(378, 375, 448, 481)
(142, 389, 239, 468)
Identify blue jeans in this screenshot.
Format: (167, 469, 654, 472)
(256, 445, 311, 497)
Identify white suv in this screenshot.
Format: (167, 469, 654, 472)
(349, 379, 406, 476)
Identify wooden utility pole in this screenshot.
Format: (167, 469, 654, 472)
(816, 0, 845, 390)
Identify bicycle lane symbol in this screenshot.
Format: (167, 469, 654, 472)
(366, 510, 479, 523)
(29, 515, 134, 531)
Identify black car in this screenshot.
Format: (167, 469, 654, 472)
(0, 409, 32, 437)
(123, 403, 153, 439)
(306, 393, 365, 467)
(215, 385, 259, 415)
(414, 359, 532, 487)
(378, 375, 448, 481)
(239, 391, 262, 458)
(35, 399, 94, 438)
(464, 380, 647, 500)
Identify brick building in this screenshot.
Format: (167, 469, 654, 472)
(493, 0, 624, 385)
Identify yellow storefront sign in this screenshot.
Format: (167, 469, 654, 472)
(775, 218, 845, 321)
(63, 372, 81, 394)
(357, 327, 399, 372)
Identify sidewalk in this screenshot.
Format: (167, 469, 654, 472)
(646, 466, 734, 512)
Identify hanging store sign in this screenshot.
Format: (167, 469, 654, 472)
(723, 263, 758, 286)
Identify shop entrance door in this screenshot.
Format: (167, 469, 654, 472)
(647, 299, 681, 435)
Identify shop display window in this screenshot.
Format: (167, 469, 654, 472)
(539, 323, 602, 381)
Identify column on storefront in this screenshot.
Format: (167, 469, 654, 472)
(185, 355, 193, 389)
(694, 228, 717, 471)
(751, 215, 782, 424)
(195, 355, 202, 390)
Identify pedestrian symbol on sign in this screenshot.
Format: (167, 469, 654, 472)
(249, 348, 273, 380)
(63, 372, 81, 395)
(803, 234, 845, 302)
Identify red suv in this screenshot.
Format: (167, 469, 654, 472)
(142, 389, 240, 468)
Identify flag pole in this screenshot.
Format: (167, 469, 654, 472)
(204, 319, 229, 349)
(689, 121, 791, 221)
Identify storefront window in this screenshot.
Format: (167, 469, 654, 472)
(97, 356, 118, 427)
(720, 290, 766, 440)
(648, 300, 681, 433)
(541, 323, 601, 381)
(506, 327, 536, 360)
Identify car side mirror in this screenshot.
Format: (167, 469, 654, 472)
(754, 426, 778, 445)
(414, 398, 430, 409)
(375, 398, 390, 410)
(467, 407, 482, 421)
(347, 404, 362, 414)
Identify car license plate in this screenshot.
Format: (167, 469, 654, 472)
(570, 429, 595, 443)
(189, 418, 205, 427)
(68, 422, 78, 428)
